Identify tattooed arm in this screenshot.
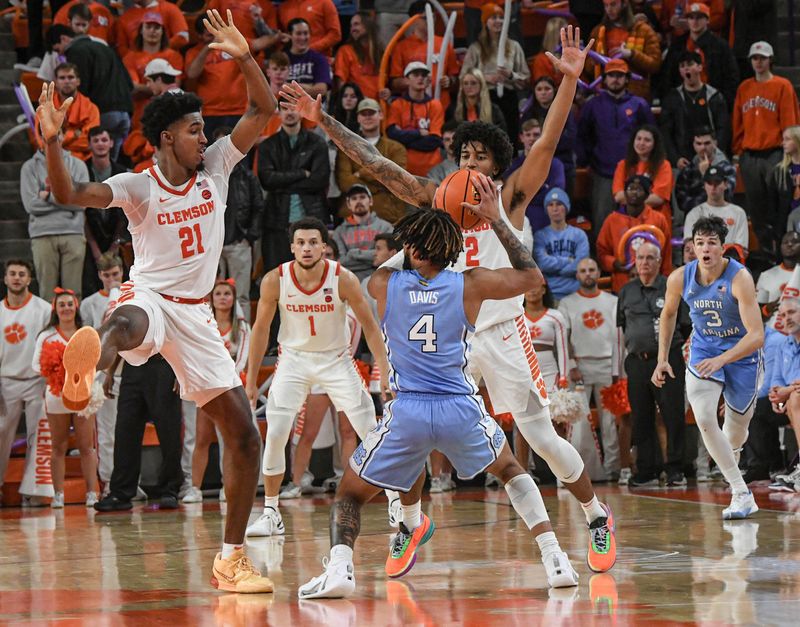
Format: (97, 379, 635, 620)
(280, 81, 437, 207)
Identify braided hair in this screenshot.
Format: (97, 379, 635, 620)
(393, 209, 464, 270)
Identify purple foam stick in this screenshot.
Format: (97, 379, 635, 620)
(14, 83, 36, 131)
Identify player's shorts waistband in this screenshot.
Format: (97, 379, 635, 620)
(158, 292, 208, 305)
(395, 391, 474, 401)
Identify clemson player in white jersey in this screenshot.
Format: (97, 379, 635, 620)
(37, 10, 276, 593)
(281, 26, 617, 573)
(244, 217, 396, 537)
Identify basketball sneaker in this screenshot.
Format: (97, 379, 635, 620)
(246, 508, 285, 537)
(182, 486, 203, 503)
(385, 513, 435, 578)
(51, 491, 64, 509)
(298, 557, 356, 599)
(388, 497, 402, 528)
(722, 491, 759, 520)
(429, 476, 445, 494)
(85, 491, 98, 507)
(279, 483, 303, 499)
(617, 468, 632, 486)
(61, 326, 101, 411)
(542, 550, 579, 588)
(587, 503, 616, 573)
(211, 549, 274, 593)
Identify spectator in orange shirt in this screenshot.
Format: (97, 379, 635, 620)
(277, 0, 341, 57)
(206, 0, 280, 45)
(597, 175, 672, 293)
(530, 17, 567, 87)
(185, 15, 248, 140)
(389, 1, 460, 112)
(333, 12, 382, 100)
(660, 0, 726, 40)
(386, 61, 444, 177)
(733, 41, 800, 245)
(114, 0, 189, 58)
(46, 63, 101, 160)
(453, 68, 507, 133)
(55, 1, 114, 43)
(612, 125, 673, 216)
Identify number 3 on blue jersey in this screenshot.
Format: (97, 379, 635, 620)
(409, 314, 437, 352)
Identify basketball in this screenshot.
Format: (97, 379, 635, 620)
(433, 169, 486, 230)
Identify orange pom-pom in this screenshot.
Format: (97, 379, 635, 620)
(39, 340, 66, 396)
(600, 379, 631, 417)
(354, 359, 371, 387)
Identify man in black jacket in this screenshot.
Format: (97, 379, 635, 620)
(257, 103, 330, 273)
(659, 3, 739, 108)
(49, 24, 134, 160)
(659, 51, 731, 167)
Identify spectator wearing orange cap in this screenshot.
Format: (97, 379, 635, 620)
(277, 0, 341, 57)
(114, 0, 189, 58)
(586, 0, 661, 100)
(461, 2, 530, 141)
(733, 41, 800, 244)
(659, 0, 726, 40)
(660, 3, 738, 106)
(54, 0, 115, 44)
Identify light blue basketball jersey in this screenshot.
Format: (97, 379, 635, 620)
(382, 269, 479, 395)
(682, 258, 749, 353)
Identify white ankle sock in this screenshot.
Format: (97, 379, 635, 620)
(264, 495, 278, 513)
(221, 542, 243, 559)
(580, 495, 606, 524)
(722, 465, 748, 494)
(401, 500, 421, 530)
(535, 530, 560, 559)
(330, 544, 354, 564)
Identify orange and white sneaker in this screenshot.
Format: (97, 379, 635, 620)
(587, 503, 616, 573)
(211, 550, 274, 593)
(61, 326, 101, 411)
(385, 513, 435, 578)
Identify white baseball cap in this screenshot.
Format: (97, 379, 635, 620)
(404, 61, 430, 77)
(144, 58, 182, 78)
(748, 41, 774, 58)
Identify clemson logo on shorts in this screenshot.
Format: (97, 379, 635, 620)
(529, 325, 542, 339)
(4, 323, 27, 344)
(535, 377, 548, 400)
(582, 310, 604, 329)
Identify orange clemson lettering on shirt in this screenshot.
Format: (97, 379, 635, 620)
(4, 323, 27, 344)
(582, 310, 605, 329)
(529, 325, 542, 339)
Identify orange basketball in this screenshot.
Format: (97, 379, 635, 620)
(433, 169, 486, 230)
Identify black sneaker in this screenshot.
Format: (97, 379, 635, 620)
(94, 495, 133, 512)
(159, 495, 179, 509)
(666, 471, 687, 486)
(627, 474, 660, 487)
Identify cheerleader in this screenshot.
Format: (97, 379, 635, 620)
(32, 289, 99, 508)
(183, 279, 250, 503)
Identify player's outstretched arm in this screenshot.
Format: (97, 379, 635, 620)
(340, 269, 392, 399)
(280, 81, 437, 207)
(38, 83, 113, 208)
(504, 26, 593, 217)
(652, 268, 684, 387)
(203, 9, 276, 155)
(245, 270, 280, 407)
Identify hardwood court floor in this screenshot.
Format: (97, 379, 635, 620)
(1, 483, 799, 625)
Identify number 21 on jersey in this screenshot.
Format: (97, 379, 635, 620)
(179, 224, 205, 259)
(409, 314, 437, 352)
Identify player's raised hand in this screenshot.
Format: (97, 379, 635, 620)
(279, 81, 323, 123)
(37, 82, 72, 142)
(203, 9, 249, 58)
(461, 172, 499, 223)
(545, 26, 594, 79)
(650, 360, 674, 388)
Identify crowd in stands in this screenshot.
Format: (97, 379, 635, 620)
(3, 0, 800, 507)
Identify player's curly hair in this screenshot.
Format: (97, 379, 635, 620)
(692, 215, 729, 243)
(452, 121, 514, 177)
(393, 209, 463, 269)
(141, 91, 203, 148)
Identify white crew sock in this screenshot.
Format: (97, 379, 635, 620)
(221, 542, 243, 559)
(535, 530, 560, 559)
(330, 544, 354, 564)
(580, 495, 606, 524)
(401, 500, 421, 531)
(264, 495, 278, 513)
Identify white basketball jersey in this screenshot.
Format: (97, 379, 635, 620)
(105, 136, 243, 299)
(80, 290, 110, 329)
(452, 190, 525, 333)
(1, 294, 52, 379)
(277, 259, 350, 352)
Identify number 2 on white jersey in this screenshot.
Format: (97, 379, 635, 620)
(465, 236, 479, 267)
(409, 314, 437, 352)
(179, 224, 205, 259)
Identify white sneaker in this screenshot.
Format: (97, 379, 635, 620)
(219, 486, 226, 502)
(543, 550, 580, 588)
(182, 486, 203, 503)
(485, 473, 500, 488)
(298, 557, 356, 599)
(85, 491, 98, 507)
(51, 491, 64, 509)
(245, 508, 285, 537)
(279, 483, 303, 499)
(388, 497, 401, 528)
(443, 475, 456, 492)
(429, 476, 444, 494)
(722, 491, 759, 520)
(618, 468, 632, 485)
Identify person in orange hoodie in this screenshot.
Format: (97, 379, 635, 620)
(277, 0, 341, 57)
(44, 62, 101, 160)
(54, 0, 114, 44)
(114, 0, 189, 58)
(733, 41, 800, 243)
(597, 175, 672, 293)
